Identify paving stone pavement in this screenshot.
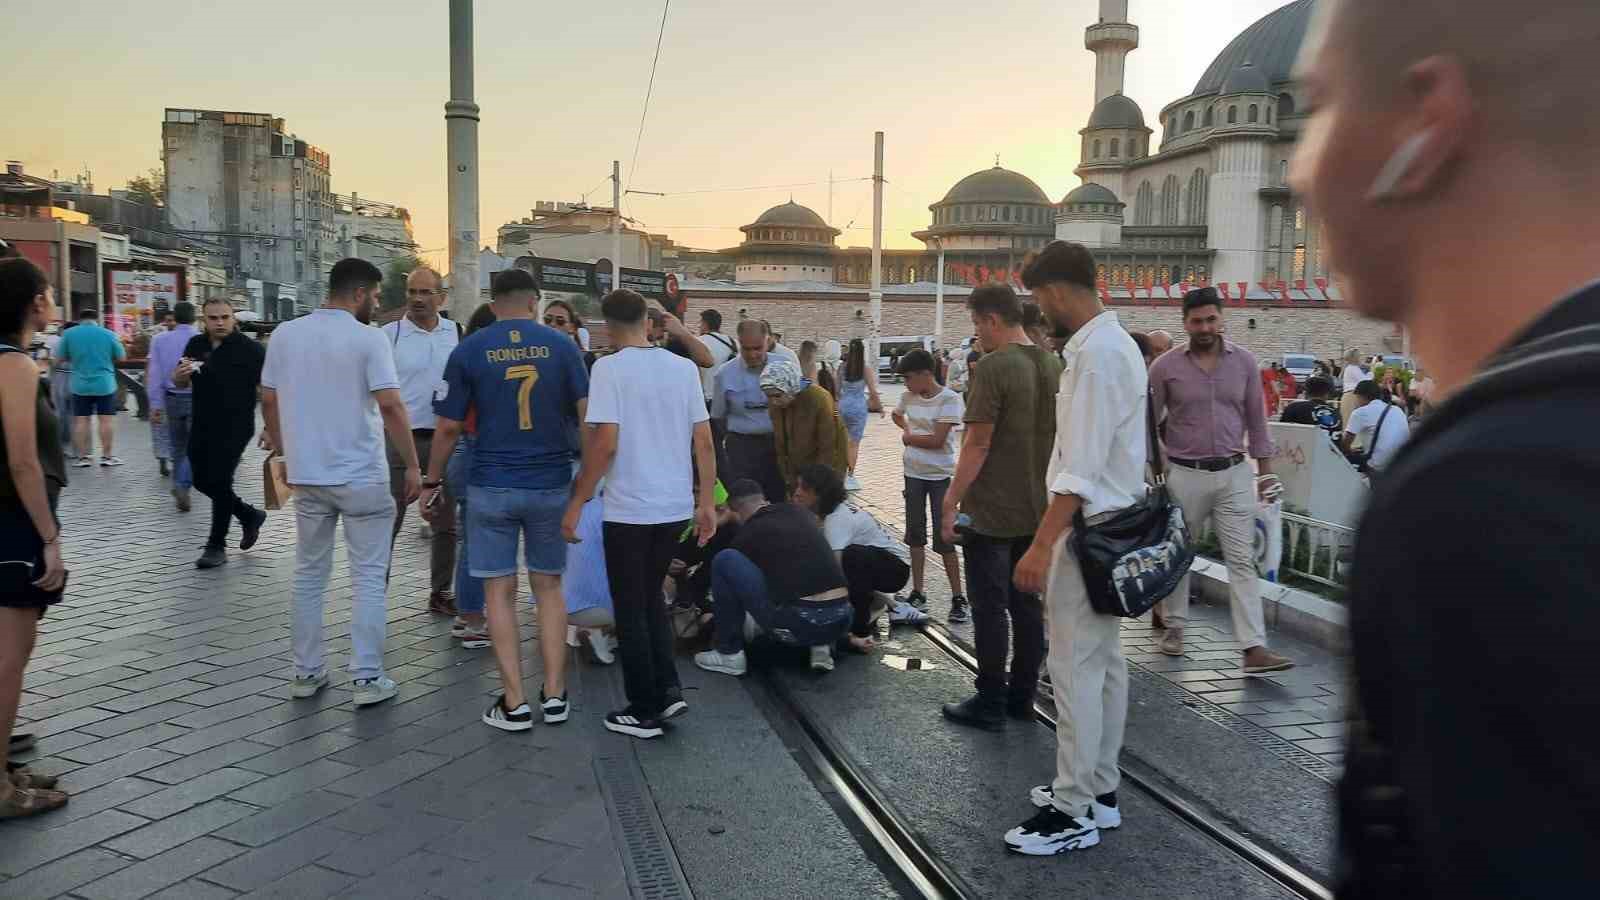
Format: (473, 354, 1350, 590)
(851, 383, 1347, 771)
(3, 415, 629, 899)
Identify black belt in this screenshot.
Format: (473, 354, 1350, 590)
(412, 428, 435, 436)
(726, 432, 773, 440)
(1169, 453, 1245, 472)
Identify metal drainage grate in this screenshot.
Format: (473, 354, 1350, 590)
(596, 753, 695, 900)
(1128, 665, 1341, 783)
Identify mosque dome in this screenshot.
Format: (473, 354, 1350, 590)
(937, 166, 1052, 206)
(1087, 93, 1147, 130)
(1221, 60, 1272, 95)
(1063, 183, 1120, 205)
(1192, 0, 1314, 95)
(751, 201, 830, 229)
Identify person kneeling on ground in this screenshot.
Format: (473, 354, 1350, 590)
(790, 464, 923, 655)
(694, 479, 850, 676)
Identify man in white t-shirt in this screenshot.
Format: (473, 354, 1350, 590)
(261, 258, 420, 709)
(1342, 379, 1411, 473)
(565, 289, 718, 740)
(891, 348, 967, 620)
(697, 309, 738, 479)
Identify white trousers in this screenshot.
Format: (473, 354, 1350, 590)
(1162, 463, 1267, 650)
(1045, 533, 1127, 815)
(292, 483, 395, 681)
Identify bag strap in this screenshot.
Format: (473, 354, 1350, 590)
(1144, 386, 1166, 484)
(1364, 402, 1393, 464)
(706, 332, 735, 354)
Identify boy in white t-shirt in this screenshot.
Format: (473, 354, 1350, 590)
(891, 349, 968, 621)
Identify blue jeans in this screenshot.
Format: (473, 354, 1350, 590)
(166, 392, 194, 489)
(466, 484, 569, 577)
(711, 549, 851, 654)
(445, 438, 484, 615)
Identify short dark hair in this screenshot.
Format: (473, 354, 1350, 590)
(328, 258, 383, 298)
(727, 479, 765, 504)
(700, 308, 723, 331)
(0, 257, 49, 338)
(491, 267, 538, 299)
(172, 301, 196, 325)
(966, 282, 1023, 325)
(1182, 287, 1223, 317)
(1021, 302, 1043, 329)
(1354, 379, 1381, 401)
(796, 464, 847, 518)
(897, 348, 937, 376)
(1305, 375, 1333, 397)
(78, 307, 99, 320)
(601, 289, 648, 325)
(1020, 240, 1097, 291)
(465, 302, 496, 336)
(1130, 331, 1152, 359)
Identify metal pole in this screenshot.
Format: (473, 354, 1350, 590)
(445, 0, 480, 321)
(869, 132, 884, 361)
(933, 240, 945, 349)
(612, 160, 623, 297)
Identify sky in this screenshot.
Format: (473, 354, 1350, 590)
(8, 0, 1295, 265)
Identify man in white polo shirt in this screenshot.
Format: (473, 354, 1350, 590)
(380, 265, 460, 615)
(1342, 379, 1411, 474)
(262, 258, 421, 709)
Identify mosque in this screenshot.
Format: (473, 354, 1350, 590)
(714, 0, 1323, 294)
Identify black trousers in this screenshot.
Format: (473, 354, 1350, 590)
(841, 545, 910, 637)
(602, 521, 686, 717)
(672, 520, 739, 611)
(964, 533, 1045, 708)
(190, 432, 256, 550)
(724, 432, 786, 502)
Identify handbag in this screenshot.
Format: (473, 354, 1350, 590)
(1071, 390, 1195, 618)
(262, 451, 293, 510)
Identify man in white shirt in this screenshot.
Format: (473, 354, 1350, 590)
(565, 289, 717, 740)
(262, 258, 420, 709)
(697, 309, 738, 480)
(1342, 379, 1411, 473)
(380, 266, 460, 615)
(1008, 242, 1148, 856)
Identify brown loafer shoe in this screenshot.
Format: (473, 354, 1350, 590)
(1242, 647, 1295, 675)
(428, 592, 459, 617)
(1158, 627, 1184, 657)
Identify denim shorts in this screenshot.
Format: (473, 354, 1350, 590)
(466, 485, 569, 578)
(903, 476, 954, 553)
(72, 393, 117, 416)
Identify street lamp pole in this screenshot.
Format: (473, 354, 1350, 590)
(930, 236, 945, 350)
(869, 131, 884, 363)
(445, 0, 480, 320)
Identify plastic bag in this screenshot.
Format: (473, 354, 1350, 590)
(564, 494, 613, 619)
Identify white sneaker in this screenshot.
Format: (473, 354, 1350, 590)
(482, 695, 533, 732)
(72, 457, 93, 468)
(1028, 786, 1122, 829)
(585, 630, 617, 665)
(100, 456, 123, 467)
(844, 474, 863, 492)
(565, 625, 581, 648)
(1005, 806, 1100, 855)
(291, 671, 329, 699)
(809, 645, 835, 672)
(888, 600, 931, 626)
(694, 648, 748, 677)
(352, 676, 398, 707)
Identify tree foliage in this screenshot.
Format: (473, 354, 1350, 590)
(381, 255, 425, 310)
(124, 168, 165, 207)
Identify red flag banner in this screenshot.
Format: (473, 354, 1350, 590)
(1294, 279, 1307, 293)
(1097, 278, 1111, 304)
(1236, 282, 1250, 304)
(1276, 280, 1290, 302)
(1313, 277, 1331, 300)
(1218, 282, 1231, 301)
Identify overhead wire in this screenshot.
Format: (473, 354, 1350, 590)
(625, 0, 672, 195)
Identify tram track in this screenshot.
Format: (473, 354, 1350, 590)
(755, 622, 1334, 900)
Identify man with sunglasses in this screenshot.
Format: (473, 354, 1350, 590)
(381, 266, 461, 615)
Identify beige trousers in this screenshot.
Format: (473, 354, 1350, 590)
(1161, 462, 1267, 650)
(1044, 532, 1127, 815)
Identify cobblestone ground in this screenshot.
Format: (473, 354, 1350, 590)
(2, 415, 627, 899)
(853, 384, 1347, 769)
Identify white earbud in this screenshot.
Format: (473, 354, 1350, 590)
(1367, 131, 1433, 202)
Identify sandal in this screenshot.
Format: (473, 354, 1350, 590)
(7, 764, 60, 790)
(0, 783, 68, 819)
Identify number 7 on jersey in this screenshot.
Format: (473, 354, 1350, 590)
(504, 364, 540, 430)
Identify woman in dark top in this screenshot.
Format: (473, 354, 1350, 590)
(0, 257, 69, 818)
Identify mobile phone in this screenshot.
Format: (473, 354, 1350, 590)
(425, 489, 443, 511)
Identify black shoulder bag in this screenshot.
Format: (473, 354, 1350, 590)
(1070, 390, 1196, 618)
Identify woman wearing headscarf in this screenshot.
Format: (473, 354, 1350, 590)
(761, 358, 848, 494)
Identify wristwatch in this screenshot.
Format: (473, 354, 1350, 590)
(422, 480, 442, 489)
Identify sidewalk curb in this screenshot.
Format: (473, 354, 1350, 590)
(1189, 557, 1347, 653)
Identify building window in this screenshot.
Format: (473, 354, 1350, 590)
(1134, 180, 1154, 226)
(1110, 138, 1121, 158)
(1228, 106, 1238, 124)
(1266, 106, 1273, 124)
(1183, 110, 1195, 132)
(1093, 139, 1102, 158)
(1278, 92, 1296, 118)
(990, 206, 999, 221)
(1186, 168, 1207, 224)
(1002, 206, 1012, 222)
(1248, 104, 1260, 123)
(1269, 205, 1284, 248)
(1161, 174, 1180, 225)
(1279, 160, 1289, 185)
(1204, 106, 1214, 127)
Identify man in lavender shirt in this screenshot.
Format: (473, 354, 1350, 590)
(1149, 288, 1293, 674)
(147, 301, 199, 510)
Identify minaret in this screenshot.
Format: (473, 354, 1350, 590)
(1086, 0, 1139, 104)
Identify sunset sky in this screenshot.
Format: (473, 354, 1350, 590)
(9, 0, 1294, 264)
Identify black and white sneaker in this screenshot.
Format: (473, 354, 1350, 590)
(540, 688, 569, 724)
(1004, 805, 1100, 855)
(947, 595, 971, 624)
(1028, 787, 1122, 829)
(604, 708, 664, 740)
(482, 695, 533, 732)
(661, 689, 688, 719)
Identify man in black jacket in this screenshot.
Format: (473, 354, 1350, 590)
(1292, 2, 1600, 896)
(692, 479, 849, 677)
(174, 298, 267, 569)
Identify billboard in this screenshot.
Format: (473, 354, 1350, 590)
(104, 264, 187, 337)
(515, 256, 683, 319)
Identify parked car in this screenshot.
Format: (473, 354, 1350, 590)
(1282, 353, 1317, 386)
(876, 335, 935, 378)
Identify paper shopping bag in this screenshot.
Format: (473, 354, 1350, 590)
(263, 452, 293, 510)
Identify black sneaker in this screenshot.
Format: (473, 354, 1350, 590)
(540, 688, 569, 725)
(947, 595, 971, 624)
(8, 732, 35, 754)
(604, 708, 664, 740)
(1004, 805, 1100, 855)
(661, 689, 688, 719)
(941, 694, 1005, 732)
(1006, 697, 1037, 721)
(482, 695, 533, 732)
(195, 546, 228, 569)
(905, 590, 929, 610)
(239, 507, 268, 551)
